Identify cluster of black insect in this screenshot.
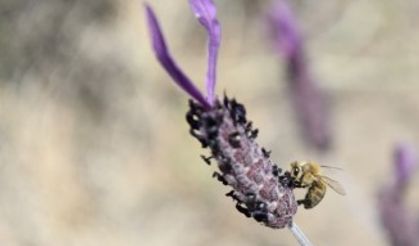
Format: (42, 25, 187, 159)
(186, 96, 298, 228)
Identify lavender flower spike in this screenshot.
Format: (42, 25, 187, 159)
(267, 0, 331, 150)
(189, 0, 221, 106)
(378, 143, 418, 246)
(145, 4, 211, 109)
(394, 143, 417, 188)
(145, 0, 299, 233)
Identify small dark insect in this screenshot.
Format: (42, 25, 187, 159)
(228, 132, 241, 148)
(200, 155, 213, 165)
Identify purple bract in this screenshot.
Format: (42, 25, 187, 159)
(145, 0, 220, 109)
(145, 4, 211, 109)
(189, 0, 221, 106)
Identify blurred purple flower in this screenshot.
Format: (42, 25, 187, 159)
(144, 1, 298, 229)
(394, 143, 417, 188)
(267, 0, 302, 59)
(378, 143, 419, 246)
(267, 0, 331, 150)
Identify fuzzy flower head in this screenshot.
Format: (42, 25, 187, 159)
(145, 0, 298, 229)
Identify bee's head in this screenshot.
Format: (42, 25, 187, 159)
(290, 161, 304, 179)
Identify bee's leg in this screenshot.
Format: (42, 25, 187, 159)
(297, 184, 310, 189)
(291, 180, 309, 189)
(297, 198, 312, 209)
(297, 199, 305, 206)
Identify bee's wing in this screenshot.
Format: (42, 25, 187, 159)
(320, 175, 346, 195)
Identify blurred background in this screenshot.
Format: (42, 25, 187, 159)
(1, 0, 419, 245)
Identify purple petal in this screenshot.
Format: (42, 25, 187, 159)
(145, 4, 210, 109)
(189, 0, 221, 106)
(394, 143, 417, 187)
(267, 0, 302, 59)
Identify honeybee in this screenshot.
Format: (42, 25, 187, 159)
(289, 161, 346, 209)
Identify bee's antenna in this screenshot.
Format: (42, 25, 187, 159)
(320, 165, 344, 171)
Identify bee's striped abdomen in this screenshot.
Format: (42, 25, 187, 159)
(304, 181, 326, 209)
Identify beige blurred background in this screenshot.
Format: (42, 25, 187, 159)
(1, 0, 419, 245)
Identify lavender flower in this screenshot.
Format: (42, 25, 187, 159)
(378, 143, 419, 246)
(144, 1, 298, 229)
(267, 0, 331, 150)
